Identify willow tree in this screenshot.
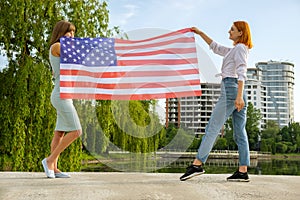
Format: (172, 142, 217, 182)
(96, 100, 165, 154)
(0, 0, 113, 171)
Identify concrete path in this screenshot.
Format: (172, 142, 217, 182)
(0, 172, 299, 200)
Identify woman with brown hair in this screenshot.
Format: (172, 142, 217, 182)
(180, 21, 253, 182)
(42, 20, 82, 178)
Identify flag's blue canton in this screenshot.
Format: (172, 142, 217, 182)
(60, 37, 117, 66)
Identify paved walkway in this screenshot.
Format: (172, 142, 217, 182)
(0, 172, 299, 200)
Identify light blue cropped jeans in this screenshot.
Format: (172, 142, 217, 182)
(196, 77, 250, 166)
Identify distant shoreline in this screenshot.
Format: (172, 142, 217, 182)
(270, 154, 300, 160)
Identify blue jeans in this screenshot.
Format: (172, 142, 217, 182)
(196, 77, 250, 166)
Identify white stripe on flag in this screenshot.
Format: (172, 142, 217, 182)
(60, 63, 198, 73)
(117, 53, 197, 61)
(60, 74, 200, 84)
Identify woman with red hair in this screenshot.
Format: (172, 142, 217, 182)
(180, 21, 253, 182)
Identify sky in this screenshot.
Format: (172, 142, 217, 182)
(107, 0, 300, 122)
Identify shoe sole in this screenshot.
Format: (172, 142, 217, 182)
(180, 171, 205, 181)
(55, 173, 71, 178)
(227, 179, 250, 182)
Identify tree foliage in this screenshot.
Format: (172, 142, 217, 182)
(261, 121, 300, 154)
(246, 102, 262, 150)
(95, 100, 165, 153)
(260, 121, 280, 154)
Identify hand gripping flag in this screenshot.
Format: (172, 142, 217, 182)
(59, 28, 201, 100)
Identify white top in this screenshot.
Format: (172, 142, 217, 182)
(209, 41, 248, 82)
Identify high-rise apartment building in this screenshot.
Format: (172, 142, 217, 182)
(255, 61, 294, 127)
(166, 60, 295, 134)
(244, 68, 268, 129)
(166, 82, 220, 134)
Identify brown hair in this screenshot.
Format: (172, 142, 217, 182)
(234, 21, 253, 49)
(49, 20, 76, 46)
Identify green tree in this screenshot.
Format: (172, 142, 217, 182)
(246, 102, 262, 150)
(74, 100, 109, 155)
(261, 121, 280, 154)
(0, 0, 113, 171)
(282, 123, 300, 145)
(213, 137, 227, 150)
(96, 100, 165, 153)
(224, 118, 236, 150)
(294, 122, 300, 153)
(188, 137, 202, 150)
(278, 122, 300, 153)
(165, 123, 179, 148)
(275, 142, 288, 153)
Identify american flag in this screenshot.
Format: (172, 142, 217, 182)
(60, 28, 201, 100)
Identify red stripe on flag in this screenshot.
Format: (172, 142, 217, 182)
(115, 28, 192, 44)
(115, 37, 195, 51)
(60, 90, 202, 100)
(117, 58, 198, 66)
(60, 79, 200, 89)
(60, 68, 199, 78)
(116, 48, 196, 57)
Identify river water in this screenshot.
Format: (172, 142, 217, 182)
(156, 158, 300, 175)
(82, 156, 300, 175)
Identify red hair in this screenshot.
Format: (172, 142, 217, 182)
(234, 21, 253, 49)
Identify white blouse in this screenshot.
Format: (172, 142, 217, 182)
(209, 41, 249, 82)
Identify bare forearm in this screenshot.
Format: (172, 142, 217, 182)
(237, 80, 244, 99)
(198, 31, 213, 45)
(235, 80, 245, 112)
(191, 27, 213, 45)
